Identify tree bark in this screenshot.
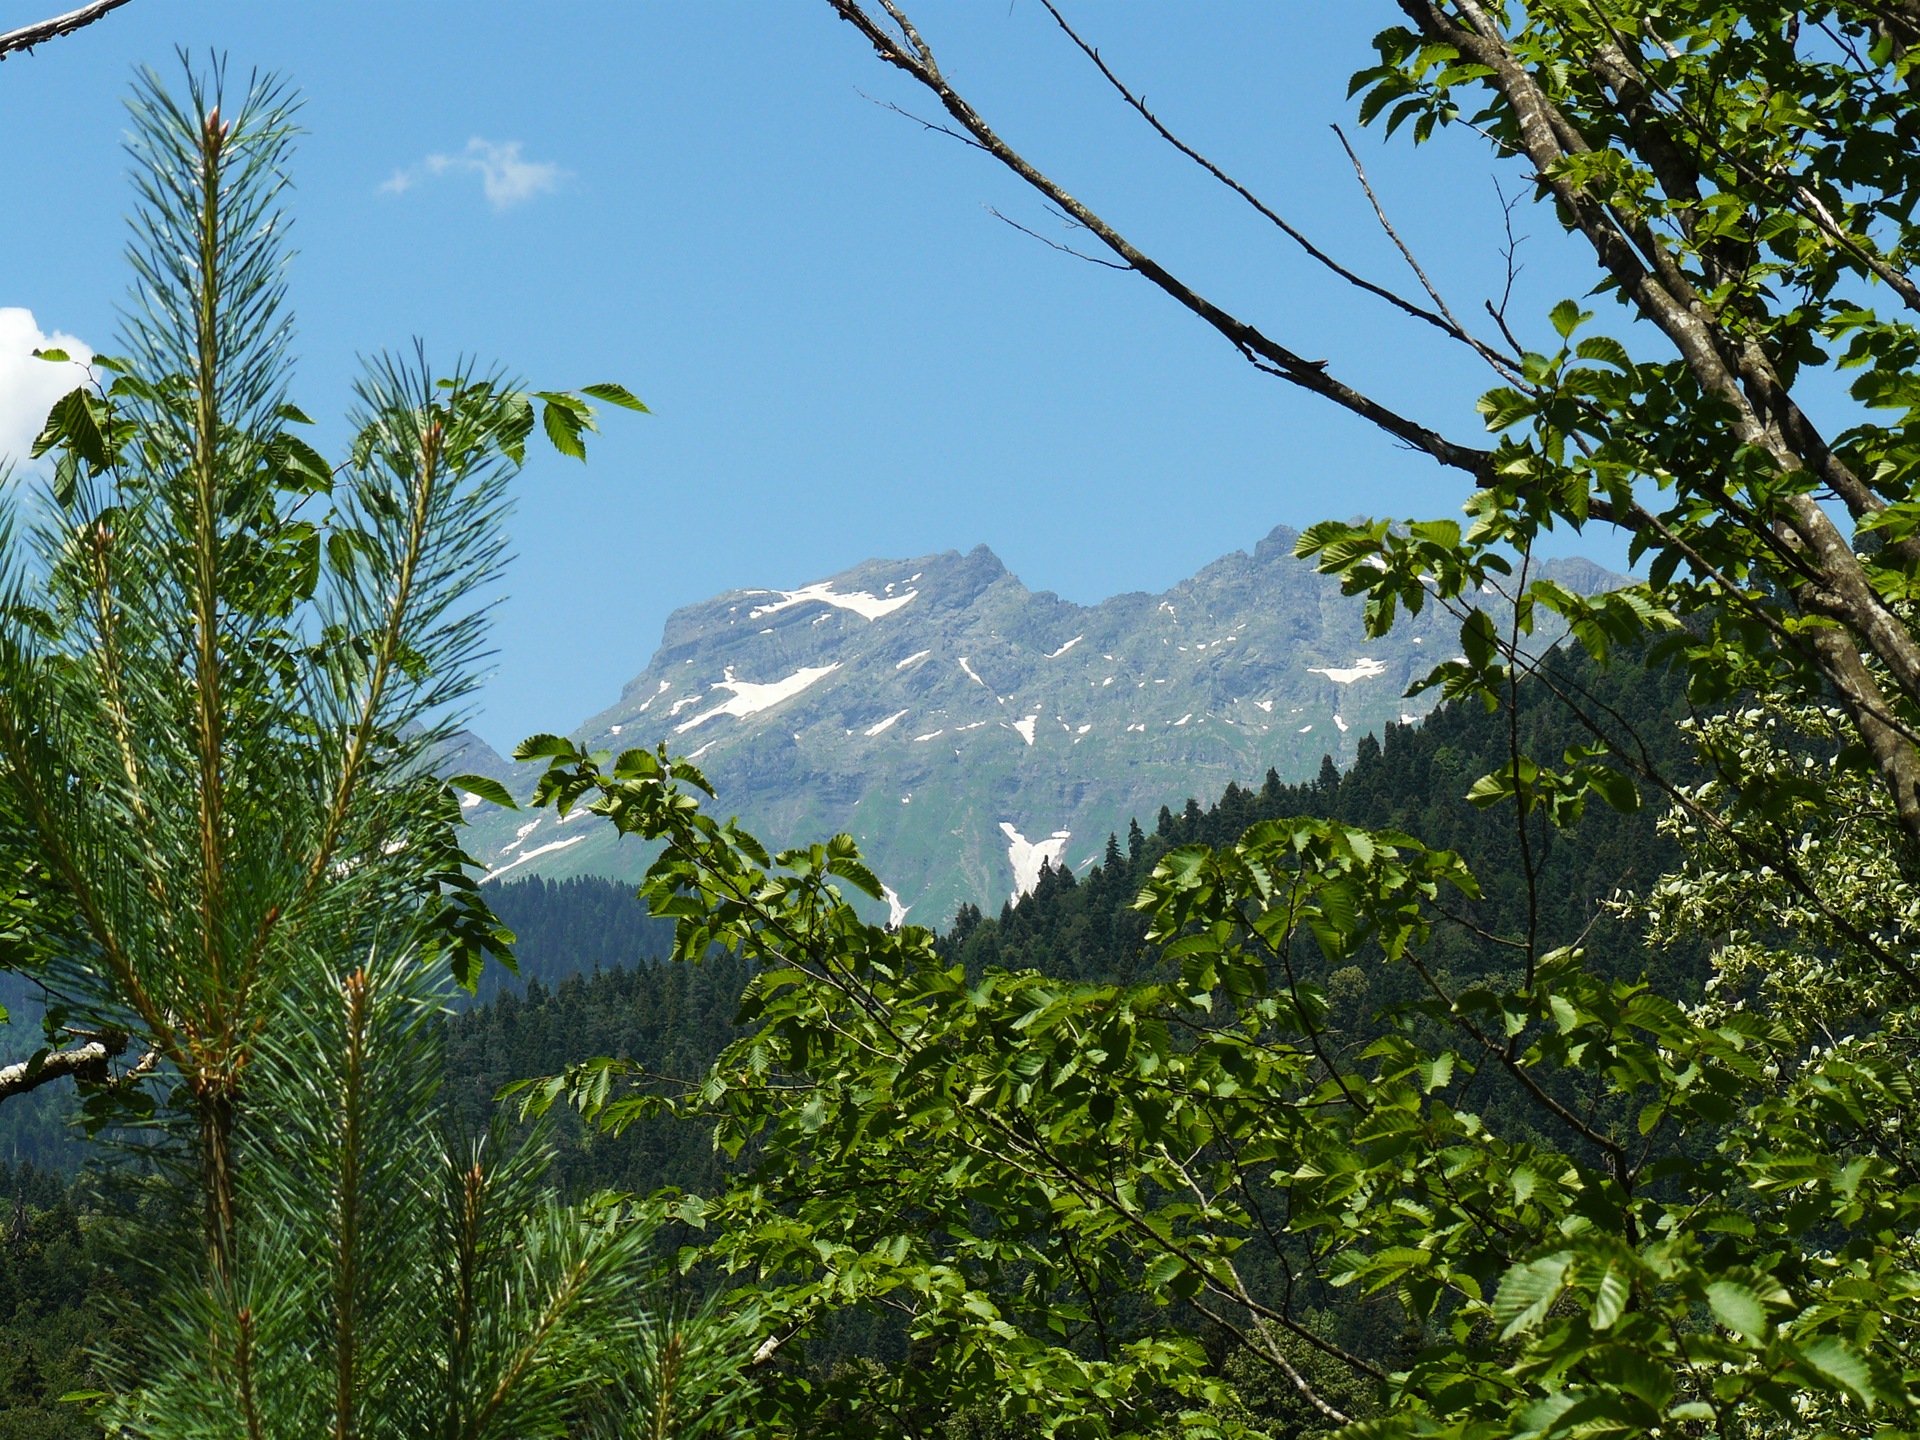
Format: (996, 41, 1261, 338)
(0, 1032, 127, 1100)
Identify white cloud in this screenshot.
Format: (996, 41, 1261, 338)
(382, 138, 566, 211)
(0, 309, 92, 471)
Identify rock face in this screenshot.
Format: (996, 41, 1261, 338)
(453, 525, 1619, 928)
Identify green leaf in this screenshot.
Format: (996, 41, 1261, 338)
(1574, 334, 1631, 368)
(448, 774, 517, 810)
(31, 348, 70, 363)
(581, 381, 650, 412)
(514, 733, 579, 761)
(1494, 1252, 1570, 1338)
(1706, 1280, 1768, 1342)
(30, 387, 110, 469)
(1591, 1264, 1628, 1330)
(1796, 1336, 1877, 1405)
(1461, 608, 1498, 669)
(1585, 766, 1640, 813)
(541, 399, 588, 460)
(1550, 299, 1592, 338)
(1417, 1052, 1454, 1093)
(1465, 773, 1511, 808)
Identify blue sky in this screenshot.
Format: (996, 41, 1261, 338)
(0, 2, 1619, 750)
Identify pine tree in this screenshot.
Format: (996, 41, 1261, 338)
(2, 60, 742, 1437)
(1317, 754, 1341, 791)
(1127, 818, 1145, 863)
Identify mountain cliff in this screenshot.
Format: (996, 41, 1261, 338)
(453, 525, 1619, 927)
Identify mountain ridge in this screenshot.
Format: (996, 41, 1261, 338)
(451, 524, 1621, 926)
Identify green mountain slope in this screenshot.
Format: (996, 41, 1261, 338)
(456, 526, 1620, 928)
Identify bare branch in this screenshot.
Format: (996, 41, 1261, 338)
(853, 86, 986, 152)
(1036, 0, 1520, 375)
(0, 0, 133, 61)
(1329, 122, 1511, 376)
(0, 1031, 128, 1102)
(824, 0, 1495, 480)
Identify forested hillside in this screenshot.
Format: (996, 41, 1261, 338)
(947, 644, 1701, 994)
(477, 876, 677, 1001)
(443, 645, 1698, 1204)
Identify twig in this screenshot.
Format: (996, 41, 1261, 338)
(985, 205, 1129, 268)
(1330, 122, 1513, 381)
(853, 87, 986, 152)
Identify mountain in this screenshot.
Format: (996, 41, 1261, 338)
(454, 524, 1621, 928)
(443, 636, 1701, 1207)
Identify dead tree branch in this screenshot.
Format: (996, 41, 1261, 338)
(0, 0, 133, 61)
(0, 1031, 129, 1101)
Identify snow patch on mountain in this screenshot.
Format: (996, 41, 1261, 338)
(1046, 635, 1084, 659)
(676, 664, 840, 732)
(1000, 822, 1071, 901)
(1309, 657, 1388, 684)
(1012, 714, 1038, 746)
(748, 581, 917, 622)
(484, 834, 587, 883)
(865, 709, 910, 737)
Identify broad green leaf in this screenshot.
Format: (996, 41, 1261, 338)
(1591, 1264, 1628, 1329)
(1707, 1280, 1768, 1343)
(1550, 299, 1592, 337)
(581, 381, 650, 411)
(514, 733, 579, 761)
(447, 774, 517, 810)
(1796, 1336, 1877, 1405)
(1494, 1252, 1570, 1338)
(541, 399, 588, 459)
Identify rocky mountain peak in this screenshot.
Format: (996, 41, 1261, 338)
(457, 525, 1621, 927)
